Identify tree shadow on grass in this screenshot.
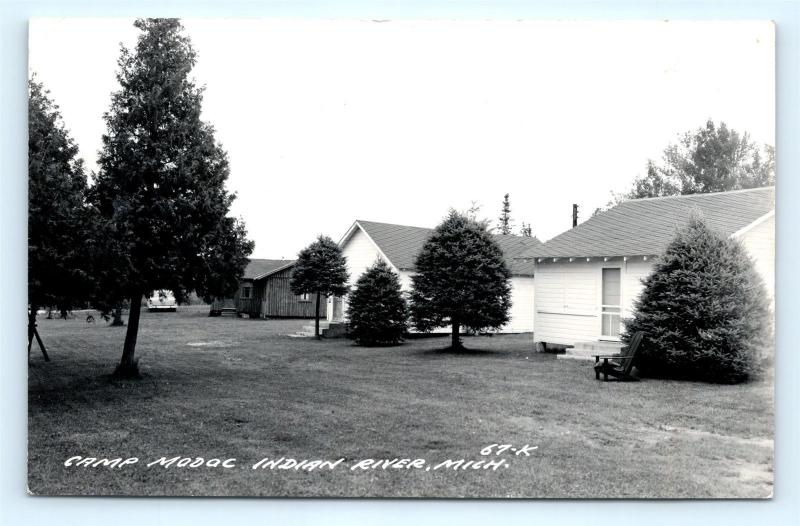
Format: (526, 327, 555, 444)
(414, 346, 504, 358)
(348, 341, 405, 349)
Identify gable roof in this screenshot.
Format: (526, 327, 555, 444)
(350, 220, 542, 276)
(242, 259, 295, 280)
(520, 187, 775, 259)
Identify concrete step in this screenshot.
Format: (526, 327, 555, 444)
(289, 322, 349, 339)
(288, 321, 348, 339)
(302, 322, 330, 333)
(322, 322, 349, 338)
(574, 341, 623, 351)
(288, 331, 315, 338)
(557, 340, 622, 361)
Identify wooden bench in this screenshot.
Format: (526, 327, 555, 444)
(593, 331, 643, 382)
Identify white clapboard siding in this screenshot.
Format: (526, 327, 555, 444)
(738, 214, 775, 303)
(534, 260, 601, 345)
(505, 276, 535, 333)
(621, 259, 654, 319)
(341, 226, 389, 286)
(398, 270, 415, 292)
(399, 271, 532, 333)
(534, 258, 654, 346)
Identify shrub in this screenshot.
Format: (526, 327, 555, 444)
(624, 216, 771, 383)
(347, 259, 408, 346)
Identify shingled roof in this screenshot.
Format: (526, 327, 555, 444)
(242, 259, 295, 280)
(520, 187, 775, 259)
(352, 220, 542, 276)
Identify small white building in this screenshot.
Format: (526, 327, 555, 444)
(516, 187, 775, 353)
(327, 220, 542, 333)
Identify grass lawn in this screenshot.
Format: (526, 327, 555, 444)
(28, 306, 773, 498)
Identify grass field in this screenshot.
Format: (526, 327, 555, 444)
(27, 306, 773, 498)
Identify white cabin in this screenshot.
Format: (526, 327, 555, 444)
(328, 220, 541, 333)
(515, 187, 775, 350)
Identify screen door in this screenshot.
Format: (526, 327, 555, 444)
(601, 268, 621, 338)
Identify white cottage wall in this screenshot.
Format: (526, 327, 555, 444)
(737, 214, 775, 302)
(621, 259, 655, 319)
(534, 260, 603, 345)
(506, 276, 535, 333)
(534, 258, 654, 346)
(341, 227, 389, 286)
(327, 226, 387, 322)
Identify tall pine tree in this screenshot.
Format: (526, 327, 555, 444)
(93, 19, 253, 377)
(410, 210, 511, 350)
(498, 193, 513, 235)
(624, 216, 770, 383)
(28, 78, 93, 358)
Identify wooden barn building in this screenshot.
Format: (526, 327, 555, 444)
(210, 259, 326, 319)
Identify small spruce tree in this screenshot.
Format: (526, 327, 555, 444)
(410, 210, 512, 350)
(347, 259, 408, 346)
(624, 216, 771, 383)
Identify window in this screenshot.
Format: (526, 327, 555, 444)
(299, 293, 311, 302)
(241, 286, 252, 299)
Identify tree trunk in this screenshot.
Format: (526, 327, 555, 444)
(115, 294, 142, 378)
(28, 306, 49, 362)
(314, 292, 321, 340)
(451, 318, 462, 350)
(28, 308, 36, 358)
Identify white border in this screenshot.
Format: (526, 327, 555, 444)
(2, 4, 797, 526)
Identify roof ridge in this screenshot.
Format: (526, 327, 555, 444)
(622, 185, 774, 204)
(356, 219, 432, 231)
(357, 219, 539, 240)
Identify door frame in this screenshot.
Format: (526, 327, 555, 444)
(598, 264, 623, 341)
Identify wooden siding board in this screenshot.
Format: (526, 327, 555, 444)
(220, 266, 324, 319)
(258, 266, 326, 318)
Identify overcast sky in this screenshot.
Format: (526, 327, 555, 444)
(29, 19, 774, 258)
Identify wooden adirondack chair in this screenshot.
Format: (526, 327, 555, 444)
(593, 331, 644, 382)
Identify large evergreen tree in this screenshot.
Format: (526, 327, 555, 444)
(620, 120, 774, 201)
(28, 78, 93, 357)
(347, 259, 408, 346)
(409, 210, 512, 350)
(290, 235, 349, 339)
(624, 216, 771, 383)
(93, 19, 253, 377)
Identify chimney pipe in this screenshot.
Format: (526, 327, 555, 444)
(572, 204, 578, 228)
